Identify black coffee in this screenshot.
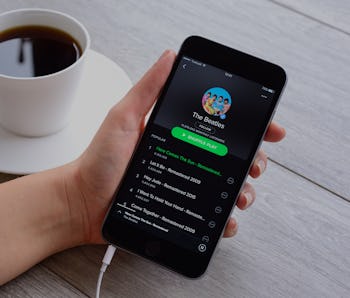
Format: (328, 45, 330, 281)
(0, 25, 82, 77)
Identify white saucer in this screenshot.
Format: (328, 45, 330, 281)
(0, 50, 132, 175)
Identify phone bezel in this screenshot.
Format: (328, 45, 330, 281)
(102, 36, 287, 278)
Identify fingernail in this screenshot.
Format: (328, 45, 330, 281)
(257, 159, 266, 175)
(244, 192, 253, 208)
(158, 49, 171, 61)
(282, 127, 287, 136)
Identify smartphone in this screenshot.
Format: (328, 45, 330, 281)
(102, 36, 287, 278)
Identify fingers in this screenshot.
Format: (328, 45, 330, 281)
(236, 182, 256, 210)
(249, 149, 268, 178)
(250, 121, 284, 178)
(223, 217, 238, 237)
(223, 182, 257, 238)
(222, 123, 285, 239)
(250, 121, 284, 177)
(223, 181, 258, 238)
(120, 50, 176, 122)
(264, 121, 286, 142)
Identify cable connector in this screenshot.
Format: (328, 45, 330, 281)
(96, 245, 117, 298)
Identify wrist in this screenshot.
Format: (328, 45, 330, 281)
(15, 165, 88, 251)
(63, 159, 108, 245)
(58, 161, 91, 246)
(0, 164, 89, 284)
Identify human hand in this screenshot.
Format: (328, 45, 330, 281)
(70, 50, 286, 244)
(223, 121, 285, 237)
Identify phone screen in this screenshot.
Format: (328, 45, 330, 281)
(104, 54, 278, 256)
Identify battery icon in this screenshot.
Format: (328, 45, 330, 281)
(262, 86, 275, 94)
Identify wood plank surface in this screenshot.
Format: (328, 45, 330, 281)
(272, 0, 350, 33)
(1, 0, 349, 297)
(0, 264, 86, 297)
(1, 0, 349, 198)
(43, 163, 350, 298)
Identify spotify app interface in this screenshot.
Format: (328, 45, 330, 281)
(110, 56, 275, 254)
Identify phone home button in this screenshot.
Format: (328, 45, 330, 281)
(145, 241, 161, 257)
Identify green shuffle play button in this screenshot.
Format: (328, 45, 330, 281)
(171, 126, 228, 156)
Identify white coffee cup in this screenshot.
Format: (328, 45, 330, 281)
(0, 8, 90, 137)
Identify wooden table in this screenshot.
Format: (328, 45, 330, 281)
(1, 1, 349, 297)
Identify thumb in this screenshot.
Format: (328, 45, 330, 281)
(120, 50, 176, 121)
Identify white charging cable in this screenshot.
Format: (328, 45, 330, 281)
(96, 244, 117, 298)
